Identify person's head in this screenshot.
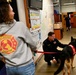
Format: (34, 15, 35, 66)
(48, 32, 55, 41)
(0, 1, 15, 24)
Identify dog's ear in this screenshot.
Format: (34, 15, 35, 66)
(71, 36, 74, 42)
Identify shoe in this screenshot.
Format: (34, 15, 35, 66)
(47, 62, 51, 65)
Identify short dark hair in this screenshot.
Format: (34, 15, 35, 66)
(48, 32, 55, 36)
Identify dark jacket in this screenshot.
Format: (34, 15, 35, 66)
(42, 38, 67, 62)
(65, 17, 70, 27)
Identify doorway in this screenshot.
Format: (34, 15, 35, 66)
(70, 12, 76, 28)
(62, 12, 76, 29)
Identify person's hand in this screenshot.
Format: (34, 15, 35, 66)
(33, 50, 37, 56)
(52, 58, 57, 63)
(34, 50, 37, 53)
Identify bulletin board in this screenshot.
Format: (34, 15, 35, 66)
(29, 9, 41, 30)
(29, 9, 41, 42)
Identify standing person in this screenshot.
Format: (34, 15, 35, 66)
(42, 32, 67, 65)
(65, 15, 71, 31)
(0, 1, 37, 75)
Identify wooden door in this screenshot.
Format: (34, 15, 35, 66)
(71, 12, 76, 28)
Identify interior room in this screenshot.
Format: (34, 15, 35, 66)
(0, 0, 76, 75)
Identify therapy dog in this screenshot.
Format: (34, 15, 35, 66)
(54, 37, 76, 75)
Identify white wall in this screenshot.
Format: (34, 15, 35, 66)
(41, 0, 54, 42)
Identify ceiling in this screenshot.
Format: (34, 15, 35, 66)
(53, 0, 76, 5)
(53, 0, 76, 13)
(60, 0, 76, 5)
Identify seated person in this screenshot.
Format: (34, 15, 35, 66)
(42, 32, 67, 65)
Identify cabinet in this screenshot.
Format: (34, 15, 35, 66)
(54, 14, 60, 23)
(54, 28, 63, 40)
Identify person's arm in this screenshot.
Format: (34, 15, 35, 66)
(43, 41, 49, 52)
(19, 22, 37, 51)
(25, 27, 37, 50)
(56, 39, 67, 48)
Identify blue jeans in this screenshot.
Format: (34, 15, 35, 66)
(6, 62, 35, 75)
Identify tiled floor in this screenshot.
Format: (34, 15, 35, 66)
(35, 28, 76, 75)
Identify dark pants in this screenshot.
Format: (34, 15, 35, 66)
(44, 50, 61, 63)
(0, 60, 6, 75)
(0, 66, 6, 75)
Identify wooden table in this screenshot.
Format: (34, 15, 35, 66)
(54, 28, 63, 40)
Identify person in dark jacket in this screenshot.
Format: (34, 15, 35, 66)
(65, 15, 71, 31)
(42, 32, 67, 65)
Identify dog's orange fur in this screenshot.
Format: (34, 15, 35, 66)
(62, 56, 75, 75)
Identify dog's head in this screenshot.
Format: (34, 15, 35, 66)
(71, 36, 76, 48)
